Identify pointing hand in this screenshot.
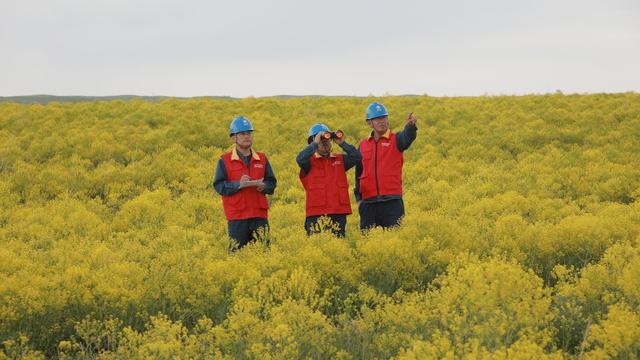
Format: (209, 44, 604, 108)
(407, 112, 418, 126)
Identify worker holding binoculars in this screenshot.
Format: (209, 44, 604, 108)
(296, 123, 362, 237)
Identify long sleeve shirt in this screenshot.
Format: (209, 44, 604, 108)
(296, 141, 362, 176)
(213, 151, 277, 196)
(354, 123, 418, 202)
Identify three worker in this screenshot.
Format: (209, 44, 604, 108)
(214, 102, 417, 247)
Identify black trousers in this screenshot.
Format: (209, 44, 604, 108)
(358, 199, 405, 230)
(305, 214, 347, 237)
(228, 217, 269, 250)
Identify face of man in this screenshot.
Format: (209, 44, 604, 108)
(317, 138, 332, 156)
(367, 116, 389, 135)
(233, 131, 253, 149)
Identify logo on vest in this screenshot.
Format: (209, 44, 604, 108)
(332, 160, 343, 166)
(381, 142, 391, 147)
(253, 163, 264, 168)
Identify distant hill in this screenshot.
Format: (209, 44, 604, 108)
(0, 94, 424, 104)
(0, 95, 239, 104)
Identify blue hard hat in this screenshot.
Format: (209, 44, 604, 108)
(229, 116, 254, 136)
(365, 102, 388, 120)
(308, 123, 330, 137)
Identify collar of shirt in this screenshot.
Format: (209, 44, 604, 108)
(231, 145, 261, 161)
(368, 129, 391, 140)
(314, 152, 337, 159)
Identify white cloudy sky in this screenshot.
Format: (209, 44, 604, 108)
(1, 0, 639, 97)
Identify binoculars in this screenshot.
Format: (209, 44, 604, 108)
(321, 130, 344, 141)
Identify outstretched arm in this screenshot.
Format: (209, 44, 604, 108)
(396, 112, 418, 151)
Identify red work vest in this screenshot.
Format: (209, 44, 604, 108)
(299, 153, 352, 217)
(358, 132, 404, 200)
(221, 149, 269, 220)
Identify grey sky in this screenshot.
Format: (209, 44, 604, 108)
(1, 0, 639, 97)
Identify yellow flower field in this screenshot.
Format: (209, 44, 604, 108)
(1, 94, 639, 358)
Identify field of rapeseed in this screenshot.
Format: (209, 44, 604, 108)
(1, 94, 639, 358)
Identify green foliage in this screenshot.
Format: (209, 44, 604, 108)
(1, 94, 639, 358)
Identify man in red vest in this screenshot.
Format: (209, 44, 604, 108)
(297, 123, 361, 237)
(355, 102, 418, 230)
(213, 116, 277, 250)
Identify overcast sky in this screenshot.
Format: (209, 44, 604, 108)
(1, 0, 639, 97)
